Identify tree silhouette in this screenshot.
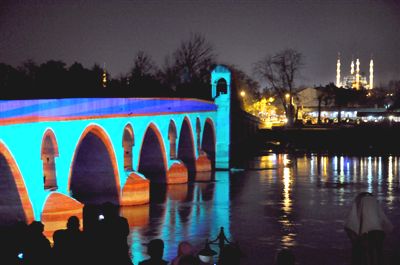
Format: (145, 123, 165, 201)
(127, 51, 168, 97)
(160, 33, 217, 99)
(254, 49, 303, 126)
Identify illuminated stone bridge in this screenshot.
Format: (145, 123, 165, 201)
(0, 65, 233, 236)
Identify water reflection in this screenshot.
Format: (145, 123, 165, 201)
(3, 154, 400, 265)
(120, 204, 149, 228)
(128, 171, 228, 265)
(387, 156, 394, 206)
(282, 167, 292, 214)
(279, 162, 296, 248)
(132, 154, 399, 265)
(124, 154, 399, 264)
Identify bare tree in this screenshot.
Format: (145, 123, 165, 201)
(158, 33, 216, 99)
(173, 33, 216, 84)
(158, 54, 180, 91)
(228, 65, 261, 110)
(254, 49, 303, 126)
(130, 51, 157, 80)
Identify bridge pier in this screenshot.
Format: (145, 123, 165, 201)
(166, 162, 189, 184)
(121, 172, 150, 206)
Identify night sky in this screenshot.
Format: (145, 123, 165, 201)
(1, 0, 399, 87)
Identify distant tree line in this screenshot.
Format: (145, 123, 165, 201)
(0, 33, 258, 101)
(0, 34, 214, 99)
(3, 31, 399, 126)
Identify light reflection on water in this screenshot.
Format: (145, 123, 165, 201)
(2, 154, 399, 264)
(121, 154, 400, 265)
(124, 171, 231, 265)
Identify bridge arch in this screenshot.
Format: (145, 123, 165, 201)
(196, 117, 201, 153)
(122, 124, 134, 171)
(68, 124, 120, 205)
(0, 141, 34, 225)
(202, 118, 216, 169)
(41, 129, 59, 190)
(168, 120, 177, 160)
(138, 123, 168, 183)
(178, 117, 196, 179)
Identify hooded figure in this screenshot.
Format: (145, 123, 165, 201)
(344, 192, 393, 265)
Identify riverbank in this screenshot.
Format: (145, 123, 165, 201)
(257, 123, 400, 155)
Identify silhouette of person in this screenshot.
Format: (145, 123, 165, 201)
(275, 249, 295, 265)
(344, 192, 393, 265)
(24, 221, 52, 265)
(98, 202, 132, 265)
(53, 216, 84, 265)
(2, 222, 28, 265)
(171, 241, 194, 265)
(139, 238, 168, 265)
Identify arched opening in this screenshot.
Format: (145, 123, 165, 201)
(202, 119, 216, 170)
(69, 126, 119, 205)
(41, 129, 59, 190)
(216, 78, 227, 96)
(168, 120, 177, 160)
(196, 118, 201, 153)
(138, 124, 167, 184)
(178, 118, 196, 179)
(122, 124, 134, 171)
(0, 143, 34, 226)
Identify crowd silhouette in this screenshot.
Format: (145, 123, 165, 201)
(1, 192, 395, 265)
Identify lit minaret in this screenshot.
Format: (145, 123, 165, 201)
(350, 60, 355, 75)
(102, 63, 107, 88)
(369, 59, 374, 90)
(355, 58, 360, 90)
(336, 54, 341, 87)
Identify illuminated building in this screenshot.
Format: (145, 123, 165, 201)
(336, 55, 374, 90)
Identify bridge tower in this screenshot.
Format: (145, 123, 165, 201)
(211, 65, 231, 169)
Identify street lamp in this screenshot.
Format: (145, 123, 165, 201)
(240, 90, 246, 97)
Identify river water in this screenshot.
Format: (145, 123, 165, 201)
(123, 154, 400, 265)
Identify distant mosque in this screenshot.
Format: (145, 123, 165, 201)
(336, 55, 374, 90)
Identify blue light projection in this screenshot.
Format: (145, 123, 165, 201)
(0, 66, 233, 264)
(0, 98, 217, 121)
(0, 96, 222, 220)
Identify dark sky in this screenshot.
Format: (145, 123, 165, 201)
(1, 0, 399, 87)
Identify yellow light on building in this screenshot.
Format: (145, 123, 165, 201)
(102, 72, 107, 88)
(102, 63, 107, 88)
(240, 90, 246, 97)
